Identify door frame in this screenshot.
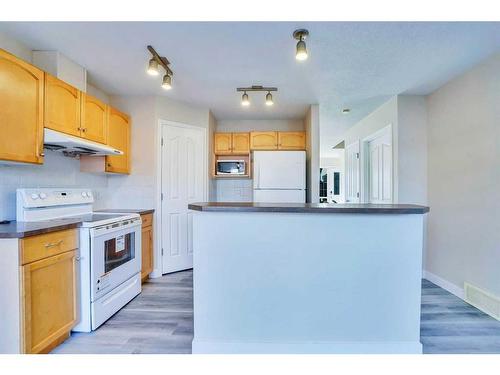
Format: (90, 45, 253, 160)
(360, 124, 393, 204)
(154, 119, 208, 276)
(344, 140, 360, 203)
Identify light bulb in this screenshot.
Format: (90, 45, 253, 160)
(265, 92, 273, 106)
(147, 58, 159, 75)
(162, 74, 172, 90)
(241, 92, 250, 106)
(296, 40, 308, 61)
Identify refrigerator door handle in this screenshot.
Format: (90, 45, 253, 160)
(255, 159, 260, 188)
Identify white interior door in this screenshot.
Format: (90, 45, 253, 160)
(161, 123, 206, 274)
(345, 142, 360, 203)
(368, 130, 392, 203)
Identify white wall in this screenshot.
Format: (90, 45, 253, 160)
(0, 33, 108, 221)
(340, 95, 427, 205)
(426, 52, 500, 297)
(305, 105, 320, 203)
(397, 96, 428, 205)
(214, 119, 304, 202)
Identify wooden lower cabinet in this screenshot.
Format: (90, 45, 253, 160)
(6, 228, 80, 354)
(140, 213, 154, 282)
(21, 250, 77, 354)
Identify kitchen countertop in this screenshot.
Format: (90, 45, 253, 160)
(95, 208, 155, 215)
(188, 202, 429, 214)
(0, 217, 84, 239)
(0, 209, 155, 239)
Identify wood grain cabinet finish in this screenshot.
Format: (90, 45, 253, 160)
(278, 131, 306, 150)
(0, 49, 45, 164)
(44, 74, 81, 137)
(106, 107, 131, 174)
(214, 133, 233, 155)
(250, 131, 278, 150)
(81, 93, 108, 144)
(20, 229, 78, 354)
(140, 213, 154, 282)
(231, 132, 250, 154)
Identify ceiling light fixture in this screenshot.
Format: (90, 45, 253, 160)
(147, 58, 159, 76)
(342, 108, 351, 114)
(265, 92, 274, 106)
(237, 86, 278, 107)
(162, 74, 172, 90)
(146, 45, 174, 89)
(293, 29, 309, 61)
(241, 91, 250, 106)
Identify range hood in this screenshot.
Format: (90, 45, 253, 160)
(44, 129, 123, 156)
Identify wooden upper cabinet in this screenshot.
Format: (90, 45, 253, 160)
(214, 133, 232, 154)
(231, 132, 250, 154)
(278, 131, 306, 150)
(44, 74, 81, 137)
(81, 93, 108, 144)
(0, 49, 44, 164)
(106, 107, 131, 174)
(250, 131, 278, 150)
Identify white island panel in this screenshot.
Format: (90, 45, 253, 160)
(192, 210, 424, 354)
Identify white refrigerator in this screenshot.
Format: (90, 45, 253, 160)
(253, 151, 306, 203)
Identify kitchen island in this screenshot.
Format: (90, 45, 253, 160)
(189, 202, 429, 354)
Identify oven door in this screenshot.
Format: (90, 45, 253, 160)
(90, 220, 141, 302)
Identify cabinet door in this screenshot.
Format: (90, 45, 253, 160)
(214, 133, 232, 154)
(232, 132, 250, 154)
(21, 250, 77, 354)
(81, 93, 108, 144)
(278, 131, 306, 150)
(250, 131, 278, 150)
(141, 225, 153, 281)
(106, 107, 130, 174)
(44, 74, 81, 137)
(0, 49, 44, 164)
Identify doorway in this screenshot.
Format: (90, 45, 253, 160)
(159, 120, 207, 274)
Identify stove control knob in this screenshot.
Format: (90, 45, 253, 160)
(31, 193, 39, 200)
(39, 193, 47, 200)
(81, 192, 88, 198)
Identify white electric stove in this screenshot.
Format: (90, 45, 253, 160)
(16, 188, 142, 332)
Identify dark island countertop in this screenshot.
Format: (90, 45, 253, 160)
(95, 208, 155, 215)
(188, 202, 429, 214)
(0, 217, 84, 239)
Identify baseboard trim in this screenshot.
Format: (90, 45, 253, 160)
(192, 339, 422, 354)
(423, 270, 464, 299)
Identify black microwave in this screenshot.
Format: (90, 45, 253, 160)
(216, 160, 246, 175)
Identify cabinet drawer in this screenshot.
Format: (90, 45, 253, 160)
(20, 229, 79, 265)
(141, 213, 153, 228)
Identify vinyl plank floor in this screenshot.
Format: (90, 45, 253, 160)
(51, 270, 500, 354)
(51, 270, 194, 354)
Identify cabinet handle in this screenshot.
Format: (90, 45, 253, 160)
(82, 128, 87, 133)
(45, 240, 63, 248)
(39, 152, 45, 157)
(77, 127, 82, 131)
(107, 163, 112, 167)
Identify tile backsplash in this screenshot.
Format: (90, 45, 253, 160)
(0, 151, 108, 221)
(215, 179, 253, 202)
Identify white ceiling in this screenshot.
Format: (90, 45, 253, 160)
(1, 22, 499, 156)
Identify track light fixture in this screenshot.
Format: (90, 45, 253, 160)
(237, 86, 278, 107)
(293, 29, 309, 61)
(146, 45, 174, 89)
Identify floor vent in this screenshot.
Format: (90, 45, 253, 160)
(464, 282, 500, 321)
